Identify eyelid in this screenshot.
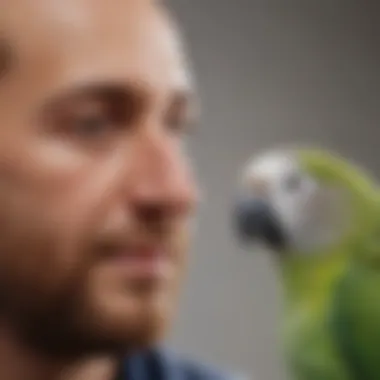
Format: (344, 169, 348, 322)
(40, 86, 135, 121)
(45, 95, 130, 132)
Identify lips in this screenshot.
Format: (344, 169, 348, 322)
(100, 243, 172, 280)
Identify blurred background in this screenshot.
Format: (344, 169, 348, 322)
(166, 1, 380, 379)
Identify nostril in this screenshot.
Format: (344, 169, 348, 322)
(138, 205, 165, 225)
(135, 202, 181, 235)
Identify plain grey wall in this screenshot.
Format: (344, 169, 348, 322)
(166, 1, 380, 379)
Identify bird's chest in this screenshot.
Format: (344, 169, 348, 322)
(332, 265, 380, 378)
(283, 304, 326, 361)
(282, 301, 342, 380)
(280, 256, 349, 378)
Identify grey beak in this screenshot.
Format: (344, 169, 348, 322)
(233, 197, 287, 251)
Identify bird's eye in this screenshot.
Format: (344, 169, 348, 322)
(283, 173, 303, 192)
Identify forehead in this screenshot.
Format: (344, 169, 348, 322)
(1, 0, 192, 102)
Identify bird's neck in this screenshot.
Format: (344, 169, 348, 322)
(281, 251, 347, 309)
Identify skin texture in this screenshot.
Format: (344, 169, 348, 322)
(0, 0, 199, 379)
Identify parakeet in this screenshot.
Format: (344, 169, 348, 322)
(233, 146, 380, 380)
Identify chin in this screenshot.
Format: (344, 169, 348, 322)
(116, 300, 172, 347)
(80, 287, 176, 353)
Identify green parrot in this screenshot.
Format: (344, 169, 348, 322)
(233, 146, 380, 380)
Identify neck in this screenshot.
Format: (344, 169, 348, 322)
(0, 326, 120, 380)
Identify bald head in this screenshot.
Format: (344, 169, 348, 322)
(0, 0, 190, 97)
(0, 0, 198, 361)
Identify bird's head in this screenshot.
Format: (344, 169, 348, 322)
(234, 147, 379, 259)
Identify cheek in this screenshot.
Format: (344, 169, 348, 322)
(1, 134, 127, 226)
(0, 144, 126, 291)
(0, 191, 88, 300)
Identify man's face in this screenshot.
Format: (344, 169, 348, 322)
(0, 0, 198, 356)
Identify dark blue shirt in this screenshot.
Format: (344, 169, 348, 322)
(117, 347, 238, 380)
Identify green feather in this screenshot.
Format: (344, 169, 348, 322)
(330, 263, 380, 380)
(280, 148, 380, 380)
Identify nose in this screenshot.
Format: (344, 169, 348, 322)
(234, 197, 287, 250)
(126, 133, 198, 226)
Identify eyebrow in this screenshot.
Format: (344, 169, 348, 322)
(44, 82, 195, 107)
(39, 81, 199, 127)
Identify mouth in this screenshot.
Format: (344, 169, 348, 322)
(99, 243, 172, 281)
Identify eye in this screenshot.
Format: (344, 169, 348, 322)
(164, 93, 197, 136)
(43, 89, 136, 144)
(68, 112, 113, 138)
(51, 98, 124, 142)
(165, 108, 189, 135)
